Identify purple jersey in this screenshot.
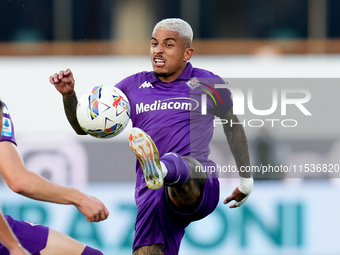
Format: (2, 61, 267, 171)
(1, 102, 16, 145)
(116, 62, 232, 193)
(116, 63, 232, 254)
(0, 105, 49, 254)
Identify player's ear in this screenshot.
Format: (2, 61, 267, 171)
(183, 47, 194, 62)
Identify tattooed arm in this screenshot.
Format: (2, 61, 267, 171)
(221, 108, 253, 208)
(49, 68, 87, 135)
(223, 108, 251, 178)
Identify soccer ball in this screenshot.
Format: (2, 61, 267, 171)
(76, 84, 131, 139)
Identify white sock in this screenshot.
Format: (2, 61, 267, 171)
(160, 161, 168, 178)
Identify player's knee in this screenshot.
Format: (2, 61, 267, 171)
(183, 156, 207, 181)
(81, 246, 103, 255)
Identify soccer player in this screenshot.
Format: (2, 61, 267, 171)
(50, 18, 253, 255)
(0, 100, 31, 255)
(0, 99, 108, 254)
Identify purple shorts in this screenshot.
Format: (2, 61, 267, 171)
(0, 215, 49, 255)
(133, 165, 220, 255)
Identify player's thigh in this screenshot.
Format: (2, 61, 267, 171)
(133, 244, 164, 255)
(40, 228, 86, 255)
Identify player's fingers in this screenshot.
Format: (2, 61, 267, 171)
(91, 196, 109, 220)
(99, 210, 107, 221)
(58, 70, 65, 79)
(86, 216, 93, 222)
(229, 203, 238, 209)
(91, 214, 100, 222)
(95, 213, 102, 222)
(65, 68, 71, 75)
(62, 76, 71, 83)
(223, 194, 235, 204)
(49, 76, 54, 84)
(104, 207, 110, 219)
(52, 73, 59, 83)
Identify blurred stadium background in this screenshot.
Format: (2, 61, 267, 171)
(0, 0, 340, 254)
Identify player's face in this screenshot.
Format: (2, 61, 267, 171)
(150, 29, 193, 83)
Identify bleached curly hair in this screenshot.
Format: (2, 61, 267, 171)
(152, 18, 193, 47)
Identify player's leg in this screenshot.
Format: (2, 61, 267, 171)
(130, 128, 218, 255)
(40, 229, 102, 255)
(4, 216, 102, 255)
(129, 128, 207, 213)
(166, 156, 207, 213)
(133, 244, 164, 255)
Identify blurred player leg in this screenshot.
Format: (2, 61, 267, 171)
(129, 128, 207, 213)
(40, 229, 102, 255)
(166, 156, 207, 213)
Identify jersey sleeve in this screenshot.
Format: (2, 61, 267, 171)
(212, 87, 233, 118)
(115, 73, 140, 95)
(114, 79, 127, 94)
(197, 76, 233, 118)
(1, 102, 17, 145)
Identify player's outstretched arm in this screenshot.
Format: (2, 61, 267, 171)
(49, 68, 87, 135)
(222, 108, 253, 208)
(0, 141, 109, 222)
(0, 210, 31, 255)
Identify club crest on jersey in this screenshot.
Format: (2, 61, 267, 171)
(139, 81, 154, 89)
(187, 77, 223, 108)
(186, 77, 202, 89)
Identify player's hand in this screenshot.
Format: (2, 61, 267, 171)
(49, 68, 75, 96)
(224, 177, 253, 208)
(75, 194, 110, 222)
(223, 187, 249, 208)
